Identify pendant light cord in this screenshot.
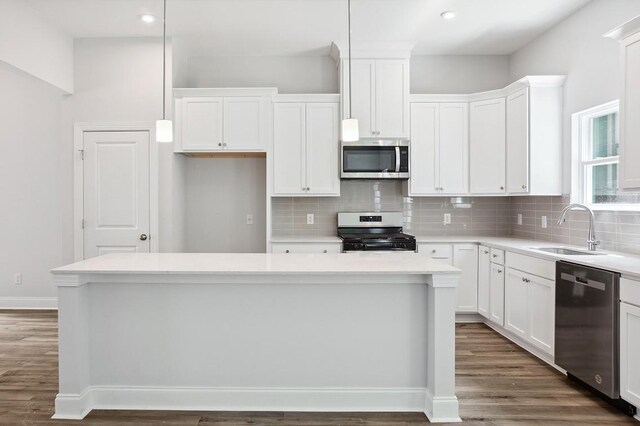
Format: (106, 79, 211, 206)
(162, 0, 167, 120)
(348, 0, 352, 119)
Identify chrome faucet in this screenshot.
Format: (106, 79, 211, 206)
(557, 203, 600, 251)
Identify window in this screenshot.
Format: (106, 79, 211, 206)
(572, 100, 640, 210)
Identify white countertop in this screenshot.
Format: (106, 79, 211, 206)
(51, 252, 459, 276)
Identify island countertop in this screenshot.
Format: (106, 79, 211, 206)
(51, 252, 460, 276)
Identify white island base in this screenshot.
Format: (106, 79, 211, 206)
(51, 253, 461, 422)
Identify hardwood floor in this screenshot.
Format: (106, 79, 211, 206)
(0, 310, 635, 425)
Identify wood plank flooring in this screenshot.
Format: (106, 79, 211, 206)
(0, 310, 635, 425)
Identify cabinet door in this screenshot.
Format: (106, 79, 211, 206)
(439, 103, 469, 194)
(343, 59, 375, 137)
(478, 246, 491, 319)
(621, 301, 640, 407)
(273, 103, 306, 195)
(490, 263, 505, 326)
(409, 103, 439, 195)
(453, 244, 478, 313)
(504, 267, 527, 337)
(306, 103, 340, 195)
(181, 97, 223, 151)
(470, 98, 506, 194)
(506, 88, 529, 194)
(223, 97, 264, 151)
(527, 273, 555, 355)
(418, 243, 453, 265)
(620, 32, 640, 189)
(375, 59, 409, 138)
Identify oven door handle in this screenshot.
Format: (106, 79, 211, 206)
(395, 147, 401, 173)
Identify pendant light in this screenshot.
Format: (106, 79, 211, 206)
(156, 0, 173, 143)
(341, 0, 359, 142)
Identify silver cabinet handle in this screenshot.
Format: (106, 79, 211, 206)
(484, 250, 489, 254)
(306, 187, 310, 191)
(522, 185, 527, 189)
(140, 234, 148, 241)
(218, 143, 222, 146)
(500, 186, 504, 190)
(497, 269, 503, 274)
(285, 250, 290, 253)
(323, 250, 328, 253)
(432, 249, 437, 253)
(493, 254, 498, 258)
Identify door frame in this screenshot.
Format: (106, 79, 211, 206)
(73, 122, 159, 261)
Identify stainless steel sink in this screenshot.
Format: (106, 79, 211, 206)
(532, 247, 606, 256)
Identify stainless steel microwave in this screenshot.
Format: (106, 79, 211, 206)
(340, 139, 410, 179)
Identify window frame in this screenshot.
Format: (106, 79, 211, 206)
(571, 100, 639, 211)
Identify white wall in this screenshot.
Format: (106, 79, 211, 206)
(0, 0, 74, 93)
(411, 55, 511, 94)
(510, 0, 640, 192)
(185, 158, 267, 253)
(0, 61, 66, 307)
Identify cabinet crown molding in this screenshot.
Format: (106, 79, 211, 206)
(604, 15, 640, 41)
(330, 41, 416, 62)
(173, 87, 278, 98)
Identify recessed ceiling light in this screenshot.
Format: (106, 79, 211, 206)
(140, 14, 157, 24)
(440, 11, 457, 20)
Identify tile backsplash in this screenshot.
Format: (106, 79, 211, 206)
(510, 195, 640, 255)
(272, 184, 640, 255)
(271, 181, 511, 238)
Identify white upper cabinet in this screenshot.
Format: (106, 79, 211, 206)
(470, 97, 506, 194)
(506, 88, 529, 194)
(272, 98, 340, 197)
(409, 102, 468, 195)
(341, 59, 410, 138)
(606, 17, 640, 189)
(174, 88, 275, 153)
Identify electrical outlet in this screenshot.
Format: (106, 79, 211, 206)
(246, 214, 254, 225)
(307, 213, 314, 225)
(14, 273, 22, 285)
(517, 213, 523, 225)
(443, 213, 451, 225)
(541, 216, 548, 229)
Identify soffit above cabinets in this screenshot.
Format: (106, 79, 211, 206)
(27, 0, 590, 56)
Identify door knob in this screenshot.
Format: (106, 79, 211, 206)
(140, 234, 148, 241)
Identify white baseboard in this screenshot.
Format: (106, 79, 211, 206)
(424, 389, 461, 423)
(53, 386, 429, 420)
(455, 312, 483, 323)
(0, 297, 57, 310)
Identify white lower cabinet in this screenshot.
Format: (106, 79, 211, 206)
(477, 246, 491, 319)
(271, 242, 341, 254)
(489, 263, 505, 326)
(504, 264, 555, 356)
(453, 244, 478, 313)
(620, 277, 640, 409)
(417, 243, 453, 264)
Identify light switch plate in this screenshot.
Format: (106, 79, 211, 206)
(541, 216, 547, 228)
(517, 213, 522, 225)
(246, 214, 254, 225)
(14, 273, 22, 285)
(443, 213, 451, 225)
(307, 214, 314, 225)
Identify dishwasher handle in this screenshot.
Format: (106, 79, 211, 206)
(560, 272, 606, 291)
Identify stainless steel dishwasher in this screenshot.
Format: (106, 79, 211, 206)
(555, 261, 635, 415)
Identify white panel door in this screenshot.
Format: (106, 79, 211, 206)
(83, 131, 150, 259)
(375, 59, 409, 138)
(453, 244, 478, 313)
(181, 97, 223, 151)
(306, 103, 340, 195)
(409, 103, 439, 195)
(470, 98, 506, 194)
(223, 97, 264, 151)
(439, 103, 469, 194)
(489, 263, 505, 326)
(417, 243, 453, 265)
(504, 267, 527, 337)
(478, 246, 491, 319)
(506, 88, 530, 194)
(620, 32, 640, 189)
(527, 273, 555, 355)
(621, 301, 640, 407)
(343, 59, 375, 137)
(273, 103, 306, 195)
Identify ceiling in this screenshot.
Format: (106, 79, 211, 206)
(27, 0, 591, 56)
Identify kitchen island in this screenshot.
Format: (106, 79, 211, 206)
(51, 253, 460, 422)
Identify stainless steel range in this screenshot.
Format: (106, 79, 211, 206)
(337, 212, 416, 252)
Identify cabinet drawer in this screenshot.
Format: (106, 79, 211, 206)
(418, 243, 453, 265)
(271, 243, 341, 254)
(621, 277, 640, 307)
(506, 252, 555, 281)
(490, 248, 505, 265)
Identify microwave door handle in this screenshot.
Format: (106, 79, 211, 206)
(395, 147, 401, 173)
